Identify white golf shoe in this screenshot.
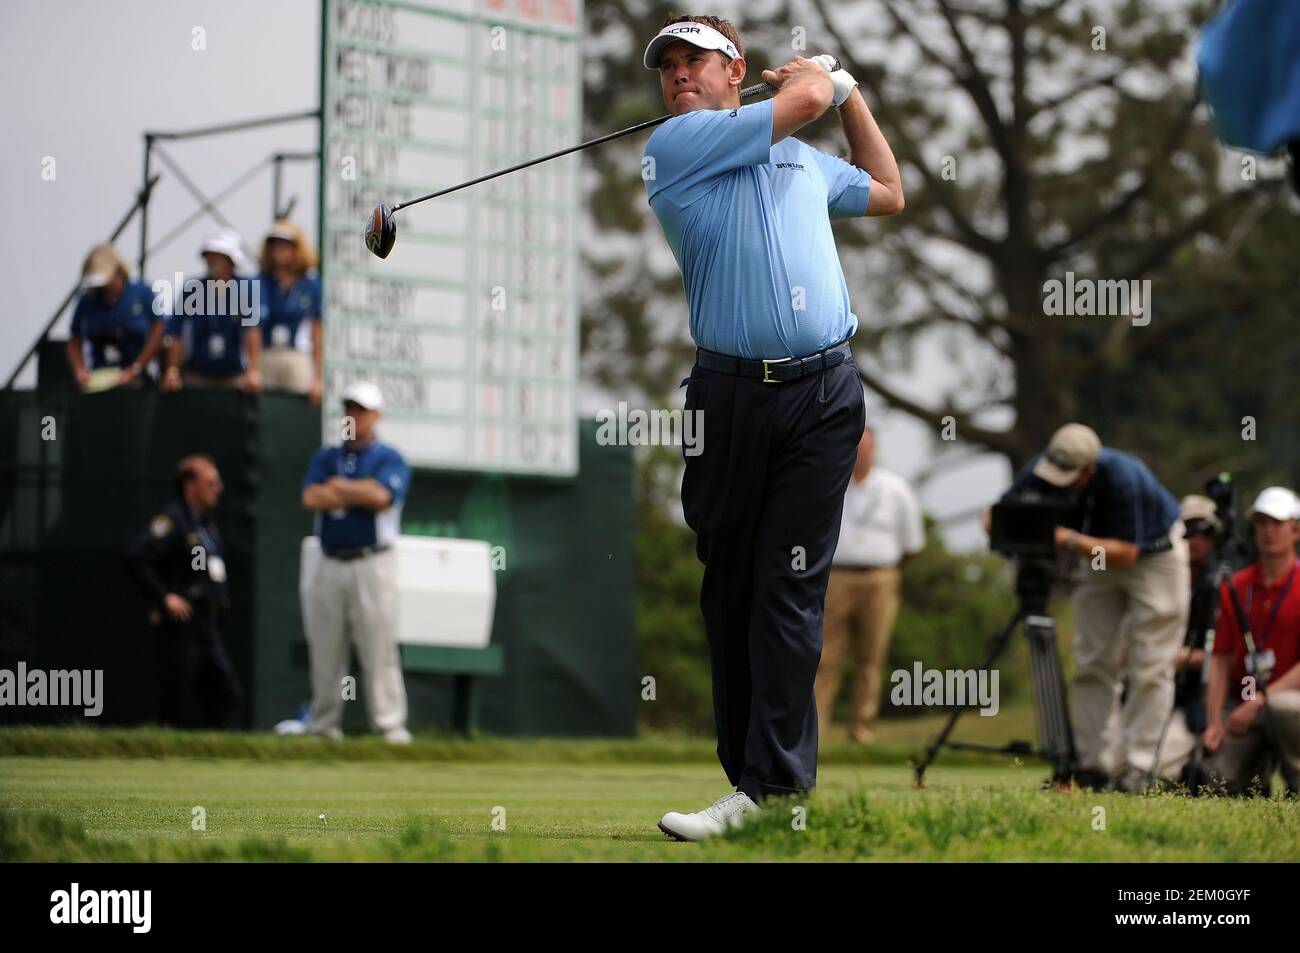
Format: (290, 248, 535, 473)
(658, 792, 759, 841)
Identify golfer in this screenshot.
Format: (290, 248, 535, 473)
(642, 15, 903, 840)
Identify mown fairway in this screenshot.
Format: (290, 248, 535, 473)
(2, 724, 1296, 862)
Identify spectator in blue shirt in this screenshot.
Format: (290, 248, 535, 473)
(299, 381, 412, 743)
(999, 422, 1189, 791)
(258, 220, 324, 404)
(66, 244, 165, 391)
(161, 229, 263, 393)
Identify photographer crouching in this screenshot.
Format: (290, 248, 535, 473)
(999, 423, 1188, 792)
(1202, 487, 1300, 796)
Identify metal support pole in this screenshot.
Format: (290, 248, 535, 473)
(272, 153, 284, 220)
(139, 134, 154, 277)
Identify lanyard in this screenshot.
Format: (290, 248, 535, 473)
(1244, 563, 1296, 647)
(192, 514, 218, 556)
(337, 446, 364, 477)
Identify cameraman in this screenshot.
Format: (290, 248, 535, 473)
(1150, 495, 1221, 780)
(1203, 487, 1300, 795)
(1000, 423, 1188, 791)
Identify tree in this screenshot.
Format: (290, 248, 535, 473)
(800, 0, 1295, 479)
(580, 0, 1297, 490)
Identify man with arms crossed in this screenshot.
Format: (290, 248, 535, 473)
(300, 381, 412, 743)
(641, 15, 903, 840)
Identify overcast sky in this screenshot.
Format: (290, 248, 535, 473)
(0, 0, 1009, 548)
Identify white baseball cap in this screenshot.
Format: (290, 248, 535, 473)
(643, 22, 741, 70)
(341, 380, 384, 412)
(200, 228, 246, 270)
(1248, 486, 1300, 521)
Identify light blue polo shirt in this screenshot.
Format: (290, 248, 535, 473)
(643, 97, 871, 359)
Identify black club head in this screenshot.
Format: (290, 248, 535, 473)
(364, 204, 397, 259)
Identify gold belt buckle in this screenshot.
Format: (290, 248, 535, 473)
(762, 357, 791, 383)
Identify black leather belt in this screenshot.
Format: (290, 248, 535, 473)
(322, 543, 392, 561)
(695, 339, 853, 384)
(1141, 537, 1174, 556)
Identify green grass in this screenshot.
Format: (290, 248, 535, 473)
(0, 703, 1040, 765)
(2, 722, 1297, 862)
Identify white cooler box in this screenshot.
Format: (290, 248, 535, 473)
(300, 535, 496, 648)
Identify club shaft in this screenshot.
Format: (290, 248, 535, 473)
(392, 80, 776, 212)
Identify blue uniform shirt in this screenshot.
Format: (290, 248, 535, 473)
(1004, 447, 1180, 554)
(70, 281, 162, 369)
(643, 97, 871, 359)
(259, 272, 322, 351)
(166, 276, 265, 377)
(302, 440, 411, 551)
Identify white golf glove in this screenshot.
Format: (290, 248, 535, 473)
(811, 53, 857, 108)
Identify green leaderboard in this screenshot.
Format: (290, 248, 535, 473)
(321, 0, 583, 475)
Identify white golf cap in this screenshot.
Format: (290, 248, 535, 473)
(643, 22, 740, 70)
(199, 228, 246, 269)
(1248, 486, 1300, 521)
(341, 380, 384, 411)
(1032, 423, 1102, 487)
(1179, 494, 1221, 531)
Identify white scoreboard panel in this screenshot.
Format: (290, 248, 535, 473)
(321, 0, 582, 475)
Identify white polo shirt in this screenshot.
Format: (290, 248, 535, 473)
(833, 465, 925, 568)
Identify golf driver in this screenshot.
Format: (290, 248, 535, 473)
(364, 59, 843, 258)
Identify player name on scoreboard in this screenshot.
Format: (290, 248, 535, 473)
(321, 0, 582, 475)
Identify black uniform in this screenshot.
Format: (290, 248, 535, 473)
(126, 498, 242, 728)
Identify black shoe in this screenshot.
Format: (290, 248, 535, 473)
(1068, 767, 1111, 792)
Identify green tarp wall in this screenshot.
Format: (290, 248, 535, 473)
(0, 388, 636, 736)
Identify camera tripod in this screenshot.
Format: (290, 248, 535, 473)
(914, 561, 1078, 786)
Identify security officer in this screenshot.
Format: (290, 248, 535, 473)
(641, 15, 904, 840)
(127, 454, 243, 728)
(300, 381, 412, 743)
(66, 244, 165, 391)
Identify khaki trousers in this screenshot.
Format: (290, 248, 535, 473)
(1205, 691, 1300, 795)
(261, 347, 314, 393)
(299, 547, 407, 736)
(815, 566, 901, 740)
(1071, 524, 1190, 776)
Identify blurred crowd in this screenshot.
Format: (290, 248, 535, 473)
(66, 221, 323, 403)
(820, 422, 1300, 799)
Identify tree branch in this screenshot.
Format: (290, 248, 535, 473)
(807, 0, 1002, 258)
(1025, 67, 1125, 121)
(856, 364, 1021, 456)
(1045, 95, 1200, 259)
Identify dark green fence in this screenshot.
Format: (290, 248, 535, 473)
(0, 388, 636, 736)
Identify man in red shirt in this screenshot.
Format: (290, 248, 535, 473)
(1203, 487, 1300, 795)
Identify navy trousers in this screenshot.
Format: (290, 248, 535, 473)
(680, 354, 865, 801)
